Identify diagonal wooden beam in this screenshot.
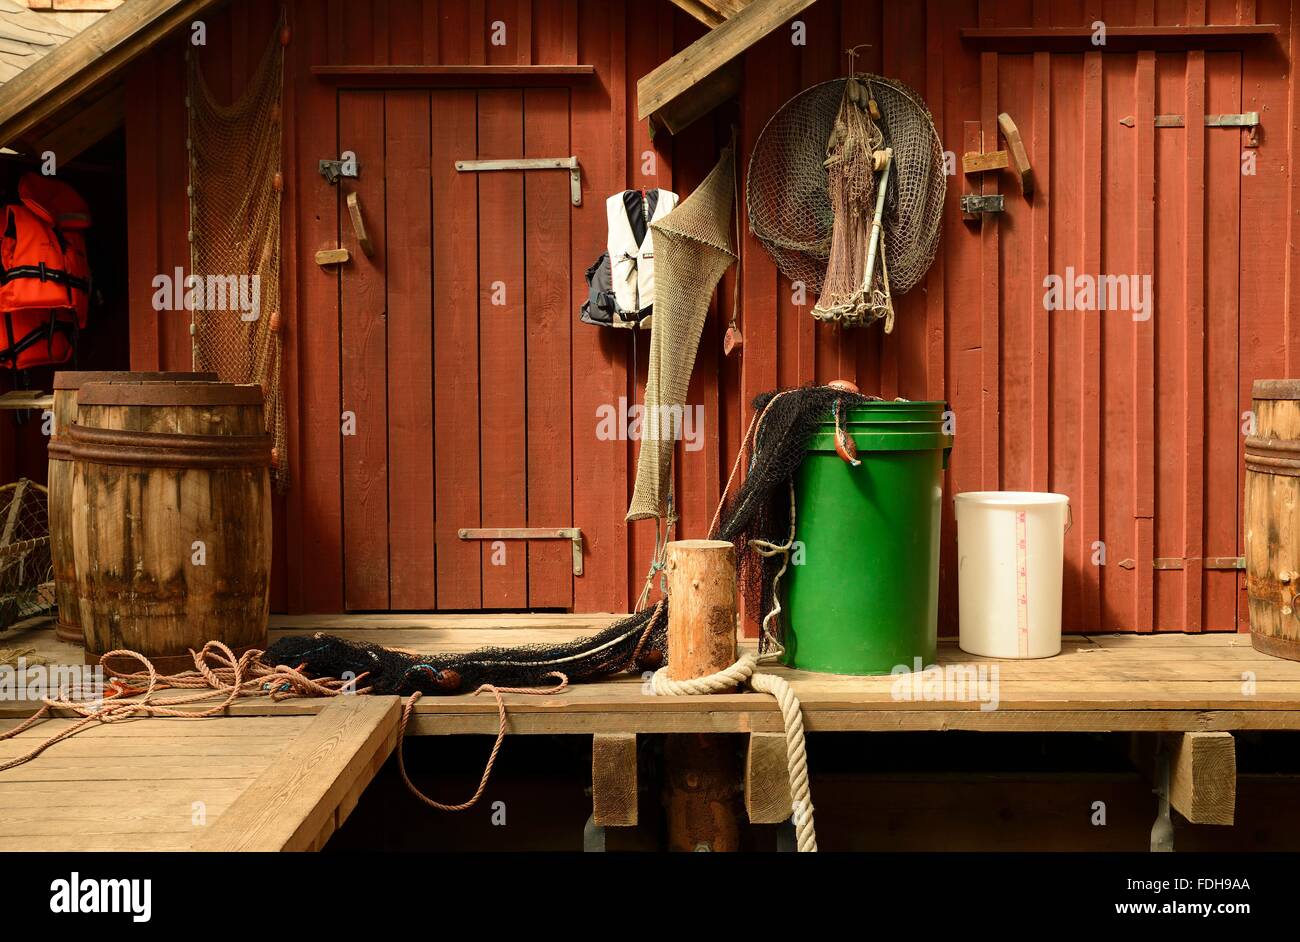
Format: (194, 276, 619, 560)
(0, 0, 222, 149)
(639, 0, 820, 134)
(670, 0, 727, 29)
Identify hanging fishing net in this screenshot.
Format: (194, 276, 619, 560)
(188, 16, 288, 490)
(627, 145, 738, 522)
(746, 75, 945, 328)
(0, 479, 52, 631)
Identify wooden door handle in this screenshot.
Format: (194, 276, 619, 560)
(346, 191, 374, 256)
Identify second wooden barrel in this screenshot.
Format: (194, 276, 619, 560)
(68, 381, 272, 672)
(48, 371, 217, 645)
(1245, 379, 1300, 661)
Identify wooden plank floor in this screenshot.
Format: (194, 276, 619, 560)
(5, 615, 1300, 734)
(0, 696, 399, 851)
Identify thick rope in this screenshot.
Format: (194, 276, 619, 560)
(652, 652, 817, 852)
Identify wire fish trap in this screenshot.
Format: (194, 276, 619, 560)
(0, 479, 53, 631)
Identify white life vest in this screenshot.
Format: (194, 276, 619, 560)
(606, 188, 678, 315)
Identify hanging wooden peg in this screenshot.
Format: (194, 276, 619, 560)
(997, 112, 1034, 198)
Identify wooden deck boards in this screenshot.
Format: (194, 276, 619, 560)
(0, 696, 399, 851)
(4, 616, 1300, 735)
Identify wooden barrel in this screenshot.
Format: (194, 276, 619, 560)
(68, 381, 272, 673)
(48, 371, 217, 645)
(1245, 379, 1300, 660)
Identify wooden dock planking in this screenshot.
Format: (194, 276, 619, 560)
(0, 698, 399, 852)
(6, 616, 1300, 737)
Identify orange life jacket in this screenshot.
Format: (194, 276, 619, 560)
(0, 174, 91, 370)
(0, 308, 78, 371)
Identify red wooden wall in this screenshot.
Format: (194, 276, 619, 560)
(119, 0, 1299, 632)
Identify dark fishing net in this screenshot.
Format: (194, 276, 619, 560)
(713, 385, 876, 654)
(266, 386, 864, 692)
(264, 605, 666, 696)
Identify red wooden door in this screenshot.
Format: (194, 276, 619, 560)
(964, 35, 1246, 633)
(336, 88, 574, 612)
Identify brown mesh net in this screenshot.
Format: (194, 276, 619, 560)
(188, 17, 287, 489)
(627, 145, 737, 523)
(746, 74, 945, 328)
(0, 480, 52, 630)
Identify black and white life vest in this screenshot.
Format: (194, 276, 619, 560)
(606, 188, 677, 316)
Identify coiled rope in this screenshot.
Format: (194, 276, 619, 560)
(652, 652, 817, 852)
(0, 641, 363, 773)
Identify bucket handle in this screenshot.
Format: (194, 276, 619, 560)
(1064, 501, 1072, 535)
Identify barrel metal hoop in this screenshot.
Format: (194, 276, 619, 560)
(65, 423, 271, 469)
(1251, 629, 1300, 661)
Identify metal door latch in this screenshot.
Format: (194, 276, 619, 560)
(319, 156, 360, 184)
(458, 527, 584, 576)
(455, 156, 583, 206)
(961, 194, 1004, 215)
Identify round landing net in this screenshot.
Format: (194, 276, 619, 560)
(746, 75, 945, 322)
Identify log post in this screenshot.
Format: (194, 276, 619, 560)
(662, 539, 743, 851)
(666, 539, 739, 679)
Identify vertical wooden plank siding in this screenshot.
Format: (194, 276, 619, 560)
(524, 86, 575, 609)
(979, 5, 1001, 492)
(338, 90, 390, 611)
(431, 89, 483, 609)
(476, 88, 529, 609)
(1181, 4, 1207, 630)
(1133, 22, 1157, 633)
(112, 0, 1293, 630)
(571, 0, 628, 612)
(385, 91, 436, 610)
(1081, 31, 1104, 632)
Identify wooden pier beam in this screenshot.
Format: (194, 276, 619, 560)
(745, 731, 792, 824)
(1132, 731, 1237, 825)
(592, 733, 638, 827)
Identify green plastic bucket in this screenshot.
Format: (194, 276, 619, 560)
(779, 401, 953, 675)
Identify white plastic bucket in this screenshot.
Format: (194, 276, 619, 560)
(955, 491, 1070, 659)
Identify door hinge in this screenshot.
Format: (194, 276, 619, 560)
(1117, 556, 1244, 570)
(458, 527, 584, 576)
(455, 156, 583, 206)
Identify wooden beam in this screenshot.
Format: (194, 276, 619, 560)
(960, 24, 1279, 53)
(637, 0, 819, 134)
(0, 0, 223, 149)
(28, 81, 125, 163)
(591, 732, 638, 826)
(744, 731, 792, 823)
(310, 64, 596, 87)
(1132, 731, 1237, 825)
(670, 0, 727, 29)
(961, 149, 1009, 174)
(194, 696, 401, 851)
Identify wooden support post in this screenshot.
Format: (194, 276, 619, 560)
(1131, 731, 1237, 826)
(745, 731, 792, 824)
(666, 539, 738, 679)
(663, 539, 743, 851)
(592, 733, 638, 827)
